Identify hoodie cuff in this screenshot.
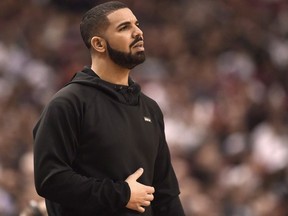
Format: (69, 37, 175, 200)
(122, 181, 131, 207)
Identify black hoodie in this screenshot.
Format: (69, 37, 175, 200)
(33, 67, 185, 216)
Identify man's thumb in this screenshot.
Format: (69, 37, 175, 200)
(129, 168, 144, 181)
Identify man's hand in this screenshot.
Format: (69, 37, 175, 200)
(125, 168, 155, 213)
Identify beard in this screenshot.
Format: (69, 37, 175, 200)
(106, 40, 146, 69)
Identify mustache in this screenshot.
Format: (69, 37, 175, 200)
(130, 36, 143, 48)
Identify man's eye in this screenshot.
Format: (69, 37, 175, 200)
(119, 26, 128, 31)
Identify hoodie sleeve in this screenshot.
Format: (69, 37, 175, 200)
(33, 93, 130, 213)
(151, 103, 186, 216)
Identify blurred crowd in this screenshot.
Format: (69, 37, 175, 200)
(1, 0, 288, 215)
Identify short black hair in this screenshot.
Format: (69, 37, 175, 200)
(80, 1, 128, 49)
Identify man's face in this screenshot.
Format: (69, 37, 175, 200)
(104, 8, 145, 69)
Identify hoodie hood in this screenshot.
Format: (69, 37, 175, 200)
(67, 67, 141, 105)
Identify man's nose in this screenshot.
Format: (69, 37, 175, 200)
(132, 25, 143, 38)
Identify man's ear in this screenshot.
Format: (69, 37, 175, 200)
(91, 36, 106, 52)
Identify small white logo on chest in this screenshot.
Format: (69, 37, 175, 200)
(144, 116, 152, 122)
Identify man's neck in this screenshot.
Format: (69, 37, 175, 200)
(91, 60, 130, 86)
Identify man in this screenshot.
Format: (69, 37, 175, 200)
(33, 1, 185, 216)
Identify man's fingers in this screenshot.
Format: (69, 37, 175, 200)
(146, 193, 154, 201)
(125, 168, 155, 213)
(127, 168, 144, 181)
(137, 206, 145, 213)
(141, 200, 151, 207)
(146, 186, 155, 194)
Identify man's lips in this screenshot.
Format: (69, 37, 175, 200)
(131, 41, 144, 52)
(132, 41, 144, 48)
(130, 37, 144, 48)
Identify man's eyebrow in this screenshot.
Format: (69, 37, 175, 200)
(116, 20, 139, 29)
(117, 21, 131, 29)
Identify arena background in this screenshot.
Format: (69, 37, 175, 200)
(1, 0, 288, 215)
